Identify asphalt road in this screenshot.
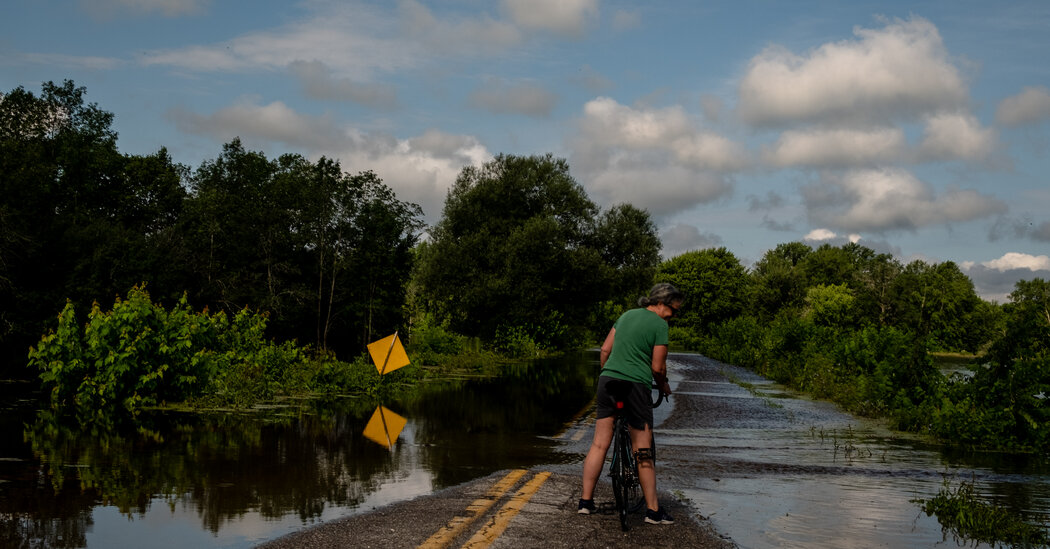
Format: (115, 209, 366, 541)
(258, 354, 739, 549)
(257, 468, 734, 548)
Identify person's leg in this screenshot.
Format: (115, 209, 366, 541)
(630, 424, 658, 511)
(581, 416, 614, 500)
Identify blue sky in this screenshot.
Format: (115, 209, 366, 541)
(4, 0, 1050, 301)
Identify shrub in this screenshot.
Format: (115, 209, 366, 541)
(29, 286, 310, 410)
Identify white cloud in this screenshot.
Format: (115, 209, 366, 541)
(570, 97, 742, 216)
(4, 52, 122, 70)
(81, 0, 207, 17)
(737, 17, 968, 126)
(170, 99, 347, 151)
(981, 252, 1050, 272)
(141, 0, 600, 77)
(169, 99, 489, 222)
(502, 0, 598, 37)
(585, 167, 732, 218)
(400, 0, 522, 54)
(288, 60, 397, 108)
(337, 132, 490, 224)
(576, 97, 747, 170)
(142, 4, 421, 77)
(803, 168, 1008, 232)
(763, 127, 906, 168)
(660, 223, 723, 258)
(996, 86, 1050, 127)
(918, 112, 998, 161)
(804, 228, 837, 241)
(961, 254, 1050, 302)
(468, 79, 557, 117)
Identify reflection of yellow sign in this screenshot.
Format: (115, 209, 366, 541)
(367, 332, 410, 375)
(363, 406, 407, 449)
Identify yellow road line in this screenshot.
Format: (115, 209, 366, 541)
(460, 471, 552, 549)
(571, 428, 587, 441)
(418, 469, 527, 549)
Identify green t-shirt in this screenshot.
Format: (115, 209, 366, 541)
(601, 307, 669, 386)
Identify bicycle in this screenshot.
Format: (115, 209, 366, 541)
(608, 379, 666, 531)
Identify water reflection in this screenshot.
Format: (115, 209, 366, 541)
(363, 406, 408, 449)
(0, 352, 598, 548)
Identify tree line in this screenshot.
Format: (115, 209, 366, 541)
(1, 81, 660, 381)
(1, 81, 424, 372)
(3, 81, 1047, 453)
(658, 245, 1048, 453)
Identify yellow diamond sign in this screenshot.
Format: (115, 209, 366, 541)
(367, 332, 410, 375)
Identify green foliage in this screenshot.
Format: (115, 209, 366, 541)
(657, 247, 748, 333)
(30, 286, 222, 410)
(493, 325, 543, 359)
(183, 142, 423, 355)
(915, 477, 1049, 547)
(1, 81, 189, 369)
(416, 153, 660, 346)
(685, 241, 1045, 452)
(27, 285, 407, 411)
(805, 283, 857, 327)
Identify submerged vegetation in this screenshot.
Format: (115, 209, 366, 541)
(914, 477, 1050, 548)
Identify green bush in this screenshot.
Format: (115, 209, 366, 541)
(29, 286, 311, 410)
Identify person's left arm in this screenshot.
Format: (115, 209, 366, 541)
(651, 344, 671, 395)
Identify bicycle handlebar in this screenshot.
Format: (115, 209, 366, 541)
(652, 382, 667, 409)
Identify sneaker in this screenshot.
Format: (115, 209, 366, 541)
(577, 498, 597, 514)
(645, 507, 674, 524)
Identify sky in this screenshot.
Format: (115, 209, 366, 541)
(3, 0, 1050, 302)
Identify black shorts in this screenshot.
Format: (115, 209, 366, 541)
(595, 375, 653, 432)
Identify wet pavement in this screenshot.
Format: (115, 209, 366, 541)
(256, 353, 1050, 548)
(257, 469, 733, 548)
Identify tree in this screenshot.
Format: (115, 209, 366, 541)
(182, 141, 422, 354)
(594, 203, 661, 304)
(417, 154, 658, 344)
(0, 81, 185, 372)
(800, 243, 858, 289)
(890, 260, 991, 351)
(748, 242, 812, 319)
(853, 252, 902, 326)
(805, 283, 857, 327)
(656, 247, 748, 333)
(990, 278, 1050, 363)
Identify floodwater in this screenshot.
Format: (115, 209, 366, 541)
(0, 355, 596, 549)
(1, 352, 1047, 548)
(655, 354, 1050, 549)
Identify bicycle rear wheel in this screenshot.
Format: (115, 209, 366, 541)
(610, 420, 633, 531)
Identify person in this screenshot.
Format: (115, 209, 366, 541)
(578, 282, 683, 525)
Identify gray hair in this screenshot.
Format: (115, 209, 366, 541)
(637, 283, 684, 308)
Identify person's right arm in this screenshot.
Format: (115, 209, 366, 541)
(599, 327, 615, 368)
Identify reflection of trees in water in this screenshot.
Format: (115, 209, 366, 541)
(408, 352, 598, 487)
(0, 483, 96, 549)
(10, 399, 408, 547)
(3, 353, 600, 548)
